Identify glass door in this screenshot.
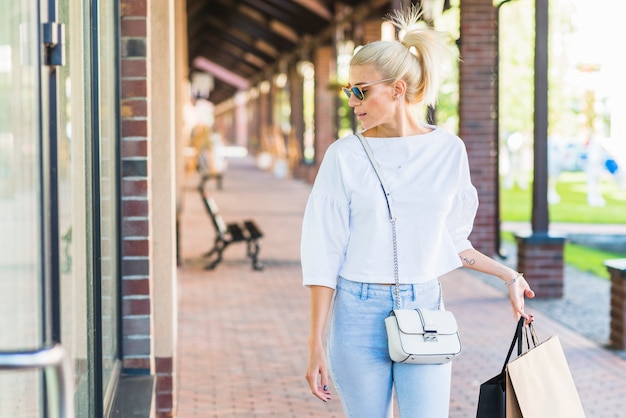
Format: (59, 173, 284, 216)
(0, 0, 46, 416)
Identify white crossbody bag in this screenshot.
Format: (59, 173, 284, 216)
(356, 132, 461, 364)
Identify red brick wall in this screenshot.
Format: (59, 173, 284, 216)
(120, 0, 153, 372)
(607, 260, 626, 350)
(459, 0, 498, 256)
(155, 357, 174, 417)
(516, 235, 565, 298)
(120, 1, 176, 415)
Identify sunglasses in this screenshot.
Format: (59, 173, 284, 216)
(342, 78, 395, 101)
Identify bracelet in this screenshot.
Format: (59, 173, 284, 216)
(506, 273, 523, 287)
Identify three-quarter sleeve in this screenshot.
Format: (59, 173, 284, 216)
(301, 192, 350, 288)
(445, 186, 478, 253)
(300, 144, 351, 288)
(445, 143, 479, 253)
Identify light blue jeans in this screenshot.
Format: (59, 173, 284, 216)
(328, 278, 452, 418)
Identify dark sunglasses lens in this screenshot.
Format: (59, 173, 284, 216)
(343, 86, 364, 100)
(352, 87, 364, 100)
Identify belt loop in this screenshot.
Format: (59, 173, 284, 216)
(360, 283, 368, 300)
(411, 284, 417, 301)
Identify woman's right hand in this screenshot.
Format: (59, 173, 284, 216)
(506, 273, 535, 325)
(305, 342, 332, 402)
(306, 285, 335, 402)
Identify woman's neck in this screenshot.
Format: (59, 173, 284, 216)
(362, 101, 436, 137)
(365, 118, 432, 138)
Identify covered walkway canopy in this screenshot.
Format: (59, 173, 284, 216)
(186, 0, 439, 105)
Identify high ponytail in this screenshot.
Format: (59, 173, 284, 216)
(350, 5, 454, 107)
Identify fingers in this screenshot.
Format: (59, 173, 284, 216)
(510, 289, 534, 325)
(316, 384, 332, 402)
(507, 276, 535, 321)
(513, 308, 534, 325)
(305, 370, 332, 402)
(308, 382, 332, 402)
(520, 308, 534, 324)
(520, 279, 535, 322)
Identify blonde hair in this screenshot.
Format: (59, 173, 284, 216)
(350, 6, 454, 106)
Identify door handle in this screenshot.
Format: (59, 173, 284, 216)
(0, 344, 74, 418)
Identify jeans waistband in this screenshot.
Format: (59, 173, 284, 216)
(337, 277, 440, 301)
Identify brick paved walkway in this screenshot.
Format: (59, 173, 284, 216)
(177, 156, 626, 417)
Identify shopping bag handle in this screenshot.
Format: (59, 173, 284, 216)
(523, 321, 539, 348)
(500, 317, 525, 374)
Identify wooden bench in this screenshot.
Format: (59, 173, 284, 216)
(199, 187, 264, 271)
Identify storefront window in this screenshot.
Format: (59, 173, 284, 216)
(57, 0, 91, 412)
(0, 1, 44, 416)
(58, 0, 120, 413)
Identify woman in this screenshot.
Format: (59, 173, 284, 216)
(300, 6, 535, 417)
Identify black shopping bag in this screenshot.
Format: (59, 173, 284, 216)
(476, 318, 524, 418)
(476, 373, 506, 418)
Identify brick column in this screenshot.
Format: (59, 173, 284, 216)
(234, 91, 248, 147)
(515, 234, 566, 298)
(459, 0, 498, 256)
(290, 65, 304, 149)
(224, 108, 236, 144)
(313, 45, 336, 171)
(120, 0, 152, 372)
(289, 63, 307, 181)
(248, 93, 261, 154)
(259, 83, 270, 153)
(606, 259, 626, 350)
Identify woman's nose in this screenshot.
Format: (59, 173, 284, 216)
(347, 95, 360, 107)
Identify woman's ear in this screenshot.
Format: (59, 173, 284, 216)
(393, 79, 406, 99)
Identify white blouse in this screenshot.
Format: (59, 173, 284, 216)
(300, 127, 479, 289)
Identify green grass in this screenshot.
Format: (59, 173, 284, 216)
(500, 173, 626, 279)
(501, 172, 626, 223)
(565, 243, 624, 279)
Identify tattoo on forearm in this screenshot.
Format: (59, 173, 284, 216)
(460, 255, 475, 265)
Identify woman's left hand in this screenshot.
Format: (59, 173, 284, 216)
(507, 274, 535, 325)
